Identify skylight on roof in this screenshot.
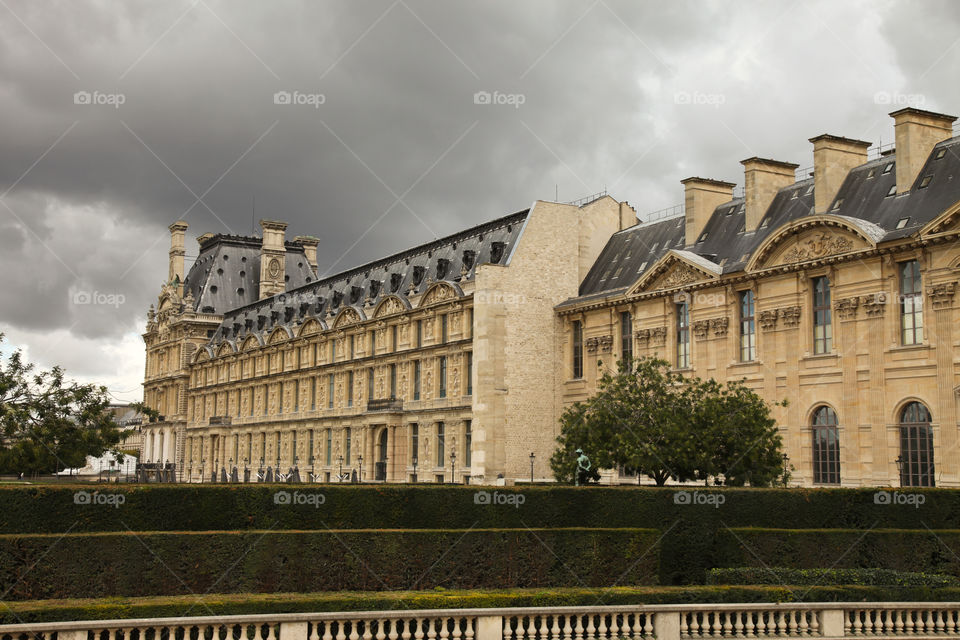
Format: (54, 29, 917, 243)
(804, 185, 814, 195)
(935, 148, 947, 160)
(613, 267, 623, 278)
(886, 184, 897, 197)
(867, 168, 877, 179)
(637, 261, 648, 273)
(882, 162, 894, 175)
(790, 191, 799, 199)
(830, 198, 843, 212)
(649, 241, 659, 252)
(919, 175, 933, 189)
(698, 232, 709, 242)
(896, 217, 910, 229)
(738, 204, 745, 213)
(759, 219, 769, 229)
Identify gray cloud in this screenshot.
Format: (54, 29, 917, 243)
(1, 0, 959, 398)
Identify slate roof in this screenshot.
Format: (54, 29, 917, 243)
(573, 136, 960, 302)
(206, 209, 529, 346)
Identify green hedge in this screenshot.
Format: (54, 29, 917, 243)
(10, 585, 960, 624)
(0, 528, 659, 600)
(716, 528, 960, 577)
(707, 567, 960, 587)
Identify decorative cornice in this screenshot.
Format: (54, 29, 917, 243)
(651, 327, 667, 346)
(861, 293, 887, 317)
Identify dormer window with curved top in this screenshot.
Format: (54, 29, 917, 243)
(369, 280, 381, 298)
(257, 315, 267, 330)
(462, 249, 476, 272)
(350, 286, 363, 304)
(412, 265, 426, 286)
(390, 273, 403, 292)
(332, 291, 343, 307)
(490, 241, 506, 264)
(436, 258, 450, 280)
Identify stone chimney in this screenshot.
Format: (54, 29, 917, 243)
(259, 219, 288, 300)
(168, 221, 188, 288)
(681, 177, 735, 246)
(809, 134, 871, 213)
(891, 107, 957, 194)
(741, 158, 798, 232)
(619, 201, 638, 230)
(294, 235, 320, 276)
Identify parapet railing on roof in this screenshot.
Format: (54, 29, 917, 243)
(732, 185, 745, 199)
(953, 120, 960, 135)
(868, 141, 896, 160)
(642, 203, 685, 223)
(565, 189, 607, 207)
(795, 165, 814, 181)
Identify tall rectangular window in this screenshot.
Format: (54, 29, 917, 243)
(465, 352, 473, 396)
(739, 290, 756, 362)
(347, 371, 354, 407)
(345, 427, 352, 464)
(368, 367, 375, 400)
(416, 320, 423, 347)
(246, 433, 252, 463)
(260, 432, 266, 464)
(620, 311, 633, 362)
(264, 384, 270, 415)
(308, 429, 315, 464)
(813, 276, 832, 354)
(900, 260, 923, 345)
(812, 406, 840, 485)
(414, 360, 422, 400)
(572, 320, 583, 379)
(349, 335, 355, 359)
(438, 356, 447, 398)
(390, 363, 397, 398)
(464, 420, 472, 467)
(275, 432, 281, 464)
(330, 340, 335, 363)
(250, 388, 255, 416)
(310, 377, 317, 411)
(293, 379, 299, 412)
(369, 330, 376, 355)
(392, 325, 398, 352)
(676, 302, 690, 369)
(437, 422, 445, 467)
(327, 374, 334, 409)
(441, 314, 448, 343)
(325, 428, 332, 465)
(291, 431, 298, 465)
(233, 434, 239, 464)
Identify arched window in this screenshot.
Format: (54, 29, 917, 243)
(899, 402, 934, 487)
(811, 406, 840, 485)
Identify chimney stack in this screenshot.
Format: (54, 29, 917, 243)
(294, 235, 320, 276)
(891, 107, 957, 194)
(168, 221, 188, 288)
(259, 219, 288, 300)
(809, 134, 871, 213)
(740, 158, 798, 232)
(681, 177, 735, 246)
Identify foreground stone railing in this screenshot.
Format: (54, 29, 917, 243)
(3, 603, 960, 640)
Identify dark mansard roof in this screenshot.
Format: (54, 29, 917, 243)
(205, 209, 529, 347)
(572, 136, 960, 303)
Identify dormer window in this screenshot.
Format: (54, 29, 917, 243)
(882, 162, 894, 175)
(867, 168, 877, 179)
(759, 218, 769, 229)
(791, 191, 799, 199)
(896, 217, 910, 229)
(698, 232, 709, 242)
(637, 261, 648, 273)
(919, 175, 933, 189)
(886, 184, 897, 197)
(935, 148, 947, 160)
(830, 198, 843, 212)
(804, 185, 814, 196)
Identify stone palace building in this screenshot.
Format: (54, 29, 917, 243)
(142, 106, 960, 487)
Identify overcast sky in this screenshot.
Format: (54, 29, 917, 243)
(1, 0, 958, 402)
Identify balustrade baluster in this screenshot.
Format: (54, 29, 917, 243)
(464, 618, 474, 640)
(437, 619, 448, 640)
(733, 612, 743, 637)
(573, 615, 584, 640)
(597, 614, 607, 640)
(562, 615, 573, 640)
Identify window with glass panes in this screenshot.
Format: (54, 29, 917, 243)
(900, 402, 934, 487)
(811, 406, 840, 484)
(414, 360, 421, 400)
(900, 260, 923, 345)
(813, 276, 832, 354)
(620, 311, 632, 362)
(465, 352, 472, 395)
(676, 301, 690, 368)
(739, 290, 756, 361)
(436, 422, 445, 467)
(572, 320, 583, 378)
(327, 374, 334, 408)
(438, 356, 447, 398)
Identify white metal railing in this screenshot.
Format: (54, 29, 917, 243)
(4, 603, 960, 640)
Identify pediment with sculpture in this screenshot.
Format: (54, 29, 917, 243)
(747, 215, 879, 272)
(627, 250, 721, 295)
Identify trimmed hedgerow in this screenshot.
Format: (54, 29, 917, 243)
(707, 567, 960, 587)
(8, 585, 960, 624)
(715, 528, 960, 577)
(0, 528, 660, 601)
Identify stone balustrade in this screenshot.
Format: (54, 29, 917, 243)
(3, 603, 960, 640)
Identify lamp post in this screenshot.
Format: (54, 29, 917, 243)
(896, 455, 904, 486)
(337, 454, 344, 481)
(781, 453, 789, 487)
(450, 448, 457, 484)
(358, 455, 363, 483)
(529, 452, 536, 484)
(412, 457, 418, 483)
(200, 458, 206, 483)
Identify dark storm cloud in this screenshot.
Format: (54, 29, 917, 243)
(1, 0, 959, 395)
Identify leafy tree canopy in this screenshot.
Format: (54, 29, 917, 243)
(551, 356, 786, 486)
(0, 333, 122, 474)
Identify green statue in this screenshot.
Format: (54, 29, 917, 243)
(575, 448, 592, 486)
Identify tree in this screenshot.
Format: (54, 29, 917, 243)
(0, 333, 122, 475)
(550, 356, 786, 486)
